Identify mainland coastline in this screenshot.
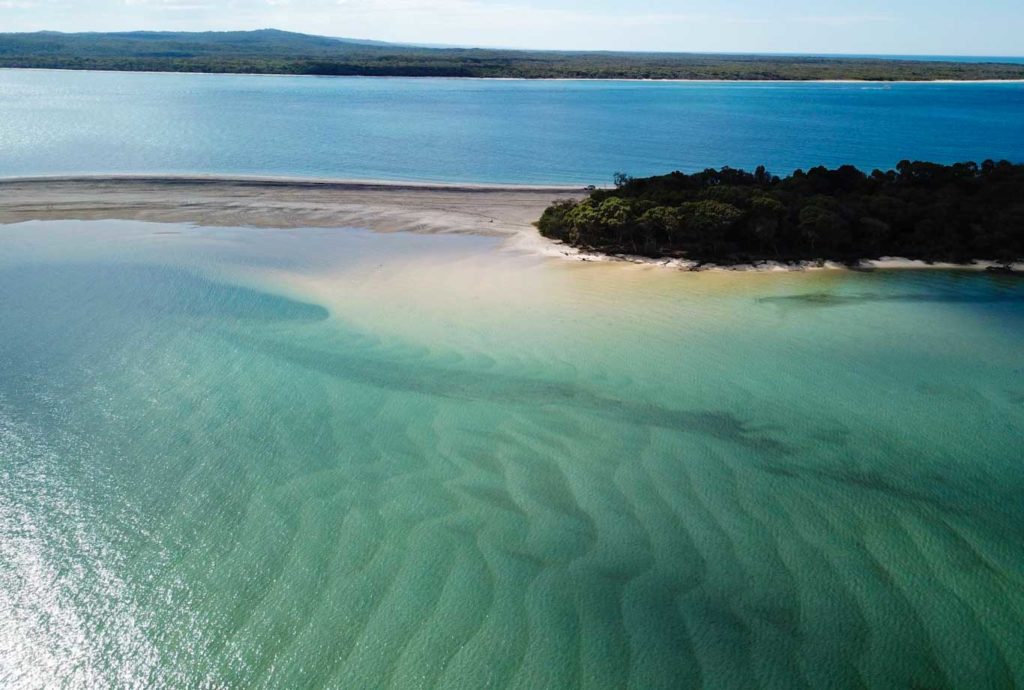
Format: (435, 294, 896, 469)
(3, 30, 1024, 81)
(6, 67, 1024, 84)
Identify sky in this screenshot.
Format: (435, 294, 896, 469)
(1, 0, 1023, 56)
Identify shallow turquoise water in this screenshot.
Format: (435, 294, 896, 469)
(1, 220, 1022, 688)
(1, 70, 1023, 183)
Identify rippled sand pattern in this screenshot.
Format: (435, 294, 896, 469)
(1, 222, 1023, 688)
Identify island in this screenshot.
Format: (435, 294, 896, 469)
(536, 161, 1024, 267)
(3, 29, 1024, 81)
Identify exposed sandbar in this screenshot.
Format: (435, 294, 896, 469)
(0, 176, 587, 236)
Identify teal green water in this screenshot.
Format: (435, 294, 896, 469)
(1, 220, 1023, 688)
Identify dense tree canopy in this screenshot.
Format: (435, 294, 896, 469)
(537, 162, 1024, 265)
(3, 30, 1024, 81)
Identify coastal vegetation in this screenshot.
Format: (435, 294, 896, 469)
(3, 30, 1024, 81)
(537, 162, 1024, 265)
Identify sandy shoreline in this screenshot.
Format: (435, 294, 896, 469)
(562, 250, 1024, 273)
(4, 68, 1024, 84)
(0, 176, 587, 236)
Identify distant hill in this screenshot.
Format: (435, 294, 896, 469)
(0, 29, 394, 57)
(2, 29, 1024, 80)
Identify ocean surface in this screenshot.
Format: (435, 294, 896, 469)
(1, 220, 1023, 687)
(1, 69, 1023, 184)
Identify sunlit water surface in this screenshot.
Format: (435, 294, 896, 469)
(1, 70, 1023, 183)
(1, 221, 1023, 688)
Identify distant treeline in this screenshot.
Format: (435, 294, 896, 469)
(3, 30, 1024, 80)
(537, 162, 1024, 265)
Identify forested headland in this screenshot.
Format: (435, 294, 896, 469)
(537, 162, 1024, 266)
(2, 30, 1024, 81)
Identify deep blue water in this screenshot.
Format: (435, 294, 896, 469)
(1, 69, 1022, 184)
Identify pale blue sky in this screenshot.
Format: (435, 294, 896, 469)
(2, 0, 1022, 56)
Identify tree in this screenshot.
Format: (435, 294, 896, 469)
(799, 205, 848, 252)
(750, 196, 785, 256)
(536, 199, 578, 241)
(680, 200, 742, 254)
(638, 206, 683, 255)
(536, 163, 1024, 265)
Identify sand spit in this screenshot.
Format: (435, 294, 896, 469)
(2, 177, 1019, 273)
(0, 176, 587, 237)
